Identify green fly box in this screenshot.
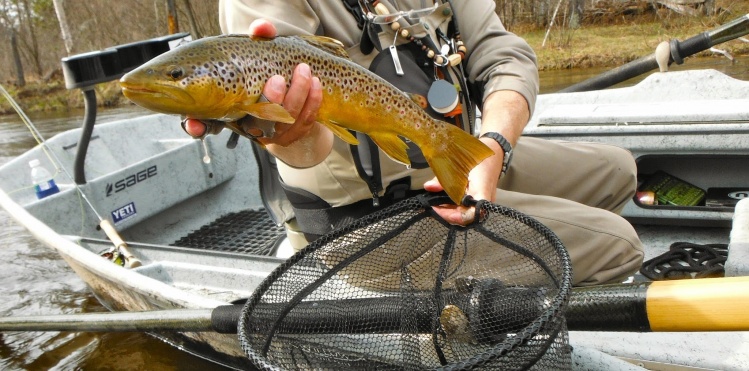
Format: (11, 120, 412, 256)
(639, 171, 706, 207)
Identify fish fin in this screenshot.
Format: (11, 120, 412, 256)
(320, 118, 359, 145)
(406, 92, 428, 109)
(295, 35, 350, 59)
(237, 101, 295, 124)
(422, 123, 494, 204)
(368, 132, 411, 166)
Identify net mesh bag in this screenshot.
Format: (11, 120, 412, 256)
(239, 194, 573, 370)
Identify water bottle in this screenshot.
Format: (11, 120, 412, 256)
(29, 159, 60, 199)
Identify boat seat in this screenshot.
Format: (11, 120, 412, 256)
(536, 99, 749, 126)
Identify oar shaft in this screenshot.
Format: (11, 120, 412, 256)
(2, 277, 747, 334)
(0, 309, 213, 332)
(560, 13, 749, 93)
(709, 13, 749, 46)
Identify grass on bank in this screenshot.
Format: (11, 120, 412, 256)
(523, 3, 749, 70)
(1, 79, 124, 116)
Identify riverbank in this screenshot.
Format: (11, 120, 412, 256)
(524, 9, 749, 70)
(2, 10, 748, 116)
(0, 78, 126, 116)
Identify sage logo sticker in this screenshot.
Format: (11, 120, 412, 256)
(106, 165, 157, 197)
(728, 191, 749, 200)
(112, 202, 136, 224)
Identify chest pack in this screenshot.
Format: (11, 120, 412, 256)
(343, 0, 477, 199)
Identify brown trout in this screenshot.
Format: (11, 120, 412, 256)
(120, 34, 493, 204)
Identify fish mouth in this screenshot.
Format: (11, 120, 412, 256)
(120, 80, 196, 109)
(120, 85, 156, 94)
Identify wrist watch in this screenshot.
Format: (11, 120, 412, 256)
(480, 132, 513, 176)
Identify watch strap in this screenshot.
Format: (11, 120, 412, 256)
(480, 132, 513, 175)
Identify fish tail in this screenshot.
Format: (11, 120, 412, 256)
(423, 124, 494, 204)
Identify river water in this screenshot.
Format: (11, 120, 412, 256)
(0, 56, 747, 370)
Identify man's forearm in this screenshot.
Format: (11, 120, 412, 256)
(479, 90, 530, 145)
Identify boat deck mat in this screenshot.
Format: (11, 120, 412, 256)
(171, 209, 284, 255)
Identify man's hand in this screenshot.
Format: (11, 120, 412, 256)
(424, 90, 529, 225)
(184, 19, 332, 168)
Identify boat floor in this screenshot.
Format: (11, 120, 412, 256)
(170, 209, 285, 257)
(168, 207, 730, 281)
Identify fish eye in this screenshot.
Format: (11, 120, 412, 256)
(167, 66, 184, 80)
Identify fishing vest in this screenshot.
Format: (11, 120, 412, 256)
(261, 0, 483, 245)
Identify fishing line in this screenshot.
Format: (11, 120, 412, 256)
(0, 84, 58, 171)
(0, 83, 90, 236)
(0, 83, 140, 267)
(0, 83, 103, 220)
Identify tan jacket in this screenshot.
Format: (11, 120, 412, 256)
(218, 0, 539, 209)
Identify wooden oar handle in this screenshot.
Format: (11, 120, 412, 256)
(567, 277, 749, 332)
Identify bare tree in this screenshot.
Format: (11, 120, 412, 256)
(181, 0, 201, 38)
(0, 0, 25, 85)
(16, 0, 42, 76)
(0, 0, 228, 82)
(167, 0, 179, 34)
(568, 0, 584, 29)
(10, 29, 26, 86)
(52, 0, 74, 55)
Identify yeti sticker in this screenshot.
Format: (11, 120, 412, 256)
(112, 202, 137, 224)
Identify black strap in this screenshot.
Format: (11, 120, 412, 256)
(282, 177, 423, 241)
(350, 131, 383, 207)
(342, 0, 367, 29)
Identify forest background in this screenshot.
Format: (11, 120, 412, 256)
(1, 0, 748, 114)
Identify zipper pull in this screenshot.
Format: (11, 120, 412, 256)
(389, 45, 404, 76)
(372, 192, 380, 207)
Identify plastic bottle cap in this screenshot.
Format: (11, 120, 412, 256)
(29, 159, 40, 168)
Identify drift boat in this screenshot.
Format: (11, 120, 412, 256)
(1, 17, 749, 370)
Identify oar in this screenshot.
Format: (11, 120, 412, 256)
(567, 276, 749, 332)
(559, 13, 749, 93)
(1, 277, 748, 334)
